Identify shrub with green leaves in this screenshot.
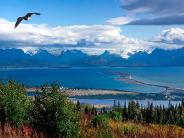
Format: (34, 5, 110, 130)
(109, 111, 122, 121)
(0, 81, 31, 128)
(30, 83, 80, 138)
(92, 115, 109, 128)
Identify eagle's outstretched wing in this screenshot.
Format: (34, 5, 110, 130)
(14, 17, 23, 28)
(25, 13, 41, 18)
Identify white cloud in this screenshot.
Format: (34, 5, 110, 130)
(147, 27, 184, 51)
(156, 28, 184, 44)
(0, 18, 149, 58)
(106, 17, 134, 25)
(0, 18, 123, 45)
(0, 18, 183, 58)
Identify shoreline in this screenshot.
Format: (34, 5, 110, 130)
(27, 87, 138, 96)
(63, 88, 138, 96)
(27, 86, 184, 101)
(113, 71, 184, 93)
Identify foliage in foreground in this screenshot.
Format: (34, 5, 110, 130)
(30, 83, 80, 137)
(0, 80, 183, 138)
(0, 81, 80, 138)
(81, 114, 184, 138)
(0, 80, 31, 128)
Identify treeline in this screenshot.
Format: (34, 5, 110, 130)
(80, 99, 184, 128)
(0, 80, 80, 138)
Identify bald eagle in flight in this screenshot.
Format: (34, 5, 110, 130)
(15, 13, 41, 28)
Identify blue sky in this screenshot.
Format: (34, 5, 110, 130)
(0, 0, 166, 38)
(0, 0, 184, 57)
(0, 0, 122, 25)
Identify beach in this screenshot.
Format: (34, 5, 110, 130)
(27, 87, 138, 96)
(64, 88, 137, 96)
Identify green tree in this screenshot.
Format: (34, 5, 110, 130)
(0, 81, 31, 127)
(109, 111, 122, 121)
(128, 101, 137, 120)
(0, 80, 31, 137)
(92, 115, 109, 128)
(31, 83, 80, 138)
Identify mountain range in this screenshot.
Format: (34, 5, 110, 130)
(0, 48, 184, 67)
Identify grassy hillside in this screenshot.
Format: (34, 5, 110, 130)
(81, 115, 184, 138)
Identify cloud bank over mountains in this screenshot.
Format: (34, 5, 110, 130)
(0, 18, 183, 58)
(156, 28, 184, 44)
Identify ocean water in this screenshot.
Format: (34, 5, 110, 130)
(0, 67, 183, 93)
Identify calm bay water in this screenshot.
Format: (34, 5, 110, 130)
(118, 67, 184, 89)
(0, 67, 183, 93)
